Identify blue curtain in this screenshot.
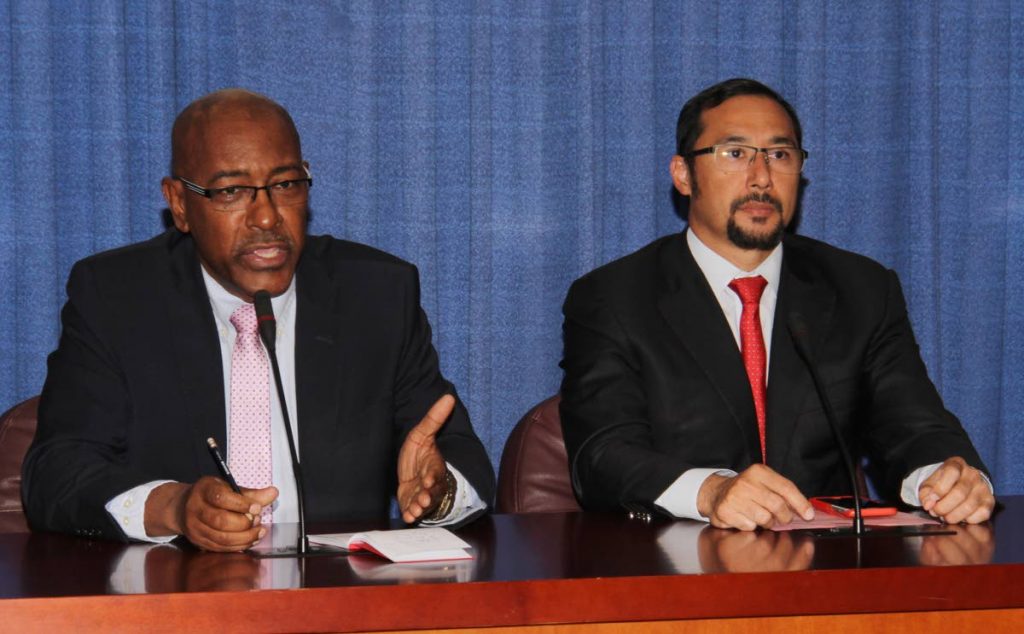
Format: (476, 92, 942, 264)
(2, 1, 1021, 494)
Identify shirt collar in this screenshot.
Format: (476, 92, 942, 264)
(685, 228, 783, 295)
(200, 265, 296, 334)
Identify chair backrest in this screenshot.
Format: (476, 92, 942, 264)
(0, 396, 38, 533)
(497, 395, 581, 513)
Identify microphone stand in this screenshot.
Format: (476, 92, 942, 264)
(787, 313, 953, 540)
(252, 290, 341, 558)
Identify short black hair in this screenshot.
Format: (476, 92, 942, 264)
(675, 78, 803, 158)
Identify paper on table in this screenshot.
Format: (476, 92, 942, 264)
(309, 527, 473, 563)
(771, 510, 942, 531)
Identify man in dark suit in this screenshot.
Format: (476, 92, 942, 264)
(560, 78, 994, 531)
(22, 89, 494, 551)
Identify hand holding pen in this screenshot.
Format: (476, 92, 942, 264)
(159, 437, 278, 552)
(143, 455, 277, 552)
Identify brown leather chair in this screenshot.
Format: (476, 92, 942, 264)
(497, 395, 581, 513)
(0, 396, 38, 533)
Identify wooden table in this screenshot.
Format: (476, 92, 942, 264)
(1, 497, 1022, 633)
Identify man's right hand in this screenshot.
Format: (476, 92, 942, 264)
(697, 464, 814, 531)
(144, 477, 278, 552)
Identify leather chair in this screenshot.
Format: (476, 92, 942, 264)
(497, 395, 581, 513)
(0, 395, 37, 533)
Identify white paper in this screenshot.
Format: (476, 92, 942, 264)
(309, 527, 472, 562)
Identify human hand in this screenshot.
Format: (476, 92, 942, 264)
(145, 477, 278, 552)
(397, 394, 454, 523)
(917, 456, 994, 524)
(696, 464, 814, 531)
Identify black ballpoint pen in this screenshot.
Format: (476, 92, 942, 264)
(206, 437, 242, 493)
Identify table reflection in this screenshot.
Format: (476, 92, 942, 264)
(6, 510, 999, 600)
(346, 554, 478, 583)
(917, 522, 994, 567)
(656, 523, 815, 574)
(698, 526, 815, 573)
(108, 544, 301, 594)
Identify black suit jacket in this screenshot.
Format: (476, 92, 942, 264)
(23, 229, 494, 539)
(560, 231, 987, 512)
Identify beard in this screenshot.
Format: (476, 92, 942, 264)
(726, 193, 785, 250)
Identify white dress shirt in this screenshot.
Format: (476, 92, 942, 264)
(107, 267, 483, 541)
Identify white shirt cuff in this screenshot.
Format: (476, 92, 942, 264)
(105, 480, 178, 543)
(654, 468, 737, 521)
(901, 462, 994, 506)
(420, 462, 486, 526)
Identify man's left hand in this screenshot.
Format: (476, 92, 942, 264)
(918, 456, 995, 524)
(397, 394, 454, 523)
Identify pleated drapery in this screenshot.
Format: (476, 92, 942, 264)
(1, 1, 1021, 493)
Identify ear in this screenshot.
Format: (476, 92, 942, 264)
(669, 155, 693, 197)
(161, 177, 190, 233)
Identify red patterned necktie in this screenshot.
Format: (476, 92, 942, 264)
(229, 303, 273, 523)
(728, 276, 768, 464)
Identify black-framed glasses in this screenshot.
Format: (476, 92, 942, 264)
(176, 166, 313, 212)
(687, 144, 808, 174)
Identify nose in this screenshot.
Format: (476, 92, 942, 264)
(746, 150, 773, 191)
(245, 187, 282, 230)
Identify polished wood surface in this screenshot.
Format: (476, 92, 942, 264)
(1, 497, 1022, 633)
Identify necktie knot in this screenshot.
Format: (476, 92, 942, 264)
(230, 303, 259, 336)
(729, 275, 768, 306)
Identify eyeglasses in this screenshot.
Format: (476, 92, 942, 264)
(687, 144, 808, 175)
(176, 166, 313, 212)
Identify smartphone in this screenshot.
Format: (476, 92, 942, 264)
(810, 495, 898, 518)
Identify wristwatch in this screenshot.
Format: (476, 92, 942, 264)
(423, 468, 457, 522)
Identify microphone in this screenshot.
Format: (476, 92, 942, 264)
(252, 290, 331, 557)
(786, 313, 956, 539)
(787, 312, 865, 535)
(253, 291, 277, 354)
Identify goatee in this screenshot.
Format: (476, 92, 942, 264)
(727, 193, 784, 250)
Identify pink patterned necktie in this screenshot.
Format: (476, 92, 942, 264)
(229, 303, 273, 523)
(728, 276, 768, 464)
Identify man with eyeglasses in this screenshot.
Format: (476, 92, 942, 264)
(22, 89, 494, 550)
(559, 78, 993, 531)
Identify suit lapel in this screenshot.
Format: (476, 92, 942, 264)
(656, 236, 762, 462)
(163, 231, 225, 474)
(293, 246, 347, 476)
(766, 236, 836, 468)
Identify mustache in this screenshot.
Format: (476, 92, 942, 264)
(234, 232, 294, 255)
(730, 193, 783, 215)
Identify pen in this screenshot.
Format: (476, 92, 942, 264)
(206, 437, 242, 493)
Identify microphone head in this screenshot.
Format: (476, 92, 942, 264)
(252, 290, 276, 351)
(253, 290, 274, 320)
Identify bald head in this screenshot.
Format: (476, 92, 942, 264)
(170, 88, 301, 177)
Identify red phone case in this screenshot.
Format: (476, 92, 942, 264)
(810, 496, 898, 518)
